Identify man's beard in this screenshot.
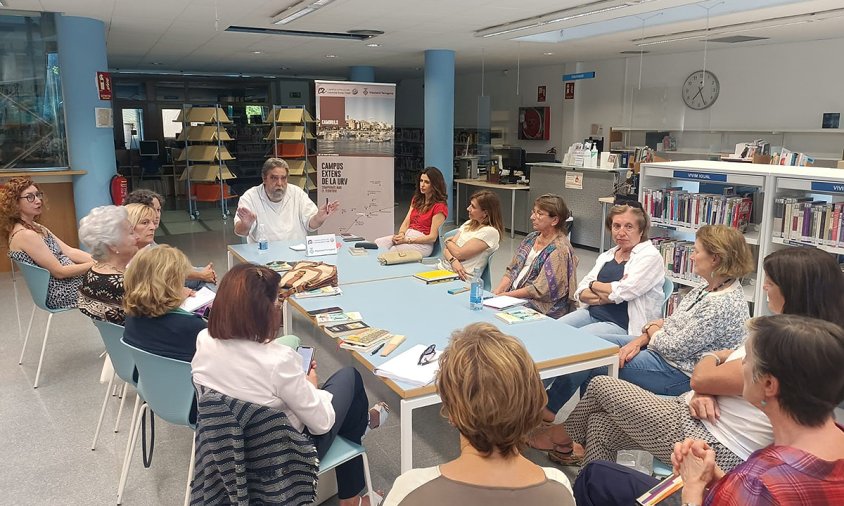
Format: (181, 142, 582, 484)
(266, 186, 285, 202)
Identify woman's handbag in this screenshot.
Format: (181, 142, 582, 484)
(377, 250, 423, 265)
(278, 261, 338, 298)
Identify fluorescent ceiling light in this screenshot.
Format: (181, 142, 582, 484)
(634, 8, 844, 46)
(476, 0, 656, 38)
(273, 0, 335, 25)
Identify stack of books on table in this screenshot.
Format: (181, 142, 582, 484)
(339, 328, 393, 353)
(324, 321, 370, 338)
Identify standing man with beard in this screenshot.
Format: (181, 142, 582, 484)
(234, 158, 339, 243)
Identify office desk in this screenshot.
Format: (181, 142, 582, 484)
(227, 240, 428, 284)
(288, 276, 620, 472)
(454, 178, 530, 238)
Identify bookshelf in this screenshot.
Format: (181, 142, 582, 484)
(642, 160, 844, 316)
(395, 127, 424, 186)
(639, 160, 771, 313)
(265, 106, 317, 192)
(175, 105, 237, 220)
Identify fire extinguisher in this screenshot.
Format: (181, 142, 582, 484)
(110, 174, 128, 205)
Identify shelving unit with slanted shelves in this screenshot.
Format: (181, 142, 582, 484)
(265, 106, 317, 192)
(175, 106, 237, 220)
(639, 160, 770, 314)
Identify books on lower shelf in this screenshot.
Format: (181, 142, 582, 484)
(315, 311, 363, 326)
(494, 307, 548, 324)
(482, 295, 528, 310)
(772, 197, 844, 247)
(651, 237, 700, 284)
(374, 344, 442, 387)
(413, 269, 459, 284)
(642, 187, 753, 232)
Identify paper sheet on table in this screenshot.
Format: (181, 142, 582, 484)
(289, 243, 306, 251)
(374, 344, 442, 387)
(180, 287, 216, 312)
(482, 295, 528, 310)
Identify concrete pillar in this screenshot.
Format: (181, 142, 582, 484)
(423, 50, 455, 222)
(56, 15, 116, 220)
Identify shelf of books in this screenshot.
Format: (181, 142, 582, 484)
(768, 165, 844, 258)
(640, 160, 770, 313)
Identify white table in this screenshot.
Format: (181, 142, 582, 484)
(454, 178, 530, 238)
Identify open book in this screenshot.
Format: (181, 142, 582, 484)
(180, 287, 215, 313)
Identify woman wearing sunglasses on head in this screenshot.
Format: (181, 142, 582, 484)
(1, 177, 94, 309)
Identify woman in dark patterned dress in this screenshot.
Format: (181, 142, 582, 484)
(1, 178, 93, 309)
(77, 206, 139, 324)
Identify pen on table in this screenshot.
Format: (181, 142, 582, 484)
(370, 343, 385, 355)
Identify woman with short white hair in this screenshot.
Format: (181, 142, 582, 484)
(77, 205, 139, 324)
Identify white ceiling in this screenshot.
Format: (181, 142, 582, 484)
(4, 0, 844, 80)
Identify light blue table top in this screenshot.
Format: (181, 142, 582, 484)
(228, 240, 430, 285)
(288, 276, 619, 396)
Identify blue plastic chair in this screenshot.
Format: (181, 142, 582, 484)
(427, 224, 445, 258)
(119, 339, 196, 506)
(439, 228, 496, 291)
(14, 260, 75, 388)
(662, 277, 675, 316)
(90, 320, 138, 451)
(318, 436, 376, 504)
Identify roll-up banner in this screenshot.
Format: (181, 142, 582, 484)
(315, 81, 395, 240)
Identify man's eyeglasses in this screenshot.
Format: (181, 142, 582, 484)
(20, 191, 44, 203)
(418, 344, 437, 365)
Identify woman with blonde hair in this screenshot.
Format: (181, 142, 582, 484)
(493, 194, 578, 318)
(1, 177, 93, 309)
(440, 190, 504, 280)
(383, 323, 575, 506)
(124, 203, 157, 250)
(123, 245, 206, 361)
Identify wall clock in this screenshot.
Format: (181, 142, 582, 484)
(682, 70, 720, 110)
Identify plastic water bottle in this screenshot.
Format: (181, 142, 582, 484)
(469, 275, 484, 311)
(257, 224, 269, 252)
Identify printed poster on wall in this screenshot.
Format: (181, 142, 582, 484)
(315, 80, 395, 240)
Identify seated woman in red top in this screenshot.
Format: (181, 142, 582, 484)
(375, 167, 448, 256)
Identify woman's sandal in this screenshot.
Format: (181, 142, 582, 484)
(526, 424, 574, 453)
(548, 444, 585, 467)
(363, 402, 390, 439)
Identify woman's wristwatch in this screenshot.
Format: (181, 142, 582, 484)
(641, 322, 658, 335)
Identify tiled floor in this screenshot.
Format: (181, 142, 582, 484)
(0, 194, 600, 505)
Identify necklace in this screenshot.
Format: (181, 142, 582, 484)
(95, 262, 126, 274)
(685, 278, 734, 311)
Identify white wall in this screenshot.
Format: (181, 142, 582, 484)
(396, 37, 844, 158)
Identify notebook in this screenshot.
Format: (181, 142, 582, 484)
(180, 287, 216, 312)
(374, 344, 443, 387)
(413, 269, 459, 284)
(482, 295, 528, 310)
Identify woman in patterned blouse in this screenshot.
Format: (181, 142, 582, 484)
(1, 177, 94, 309)
(77, 206, 139, 325)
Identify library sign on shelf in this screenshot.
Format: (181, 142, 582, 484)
(672, 170, 728, 182)
(810, 181, 844, 193)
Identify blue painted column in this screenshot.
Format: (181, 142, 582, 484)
(424, 49, 455, 223)
(348, 66, 375, 82)
(56, 15, 115, 221)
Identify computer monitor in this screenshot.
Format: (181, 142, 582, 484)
(493, 147, 526, 182)
(139, 140, 159, 157)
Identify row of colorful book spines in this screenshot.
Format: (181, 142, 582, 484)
(773, 201, 844, 247)
(642, 191, 752, 229)
(653, 242, 700, 280)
